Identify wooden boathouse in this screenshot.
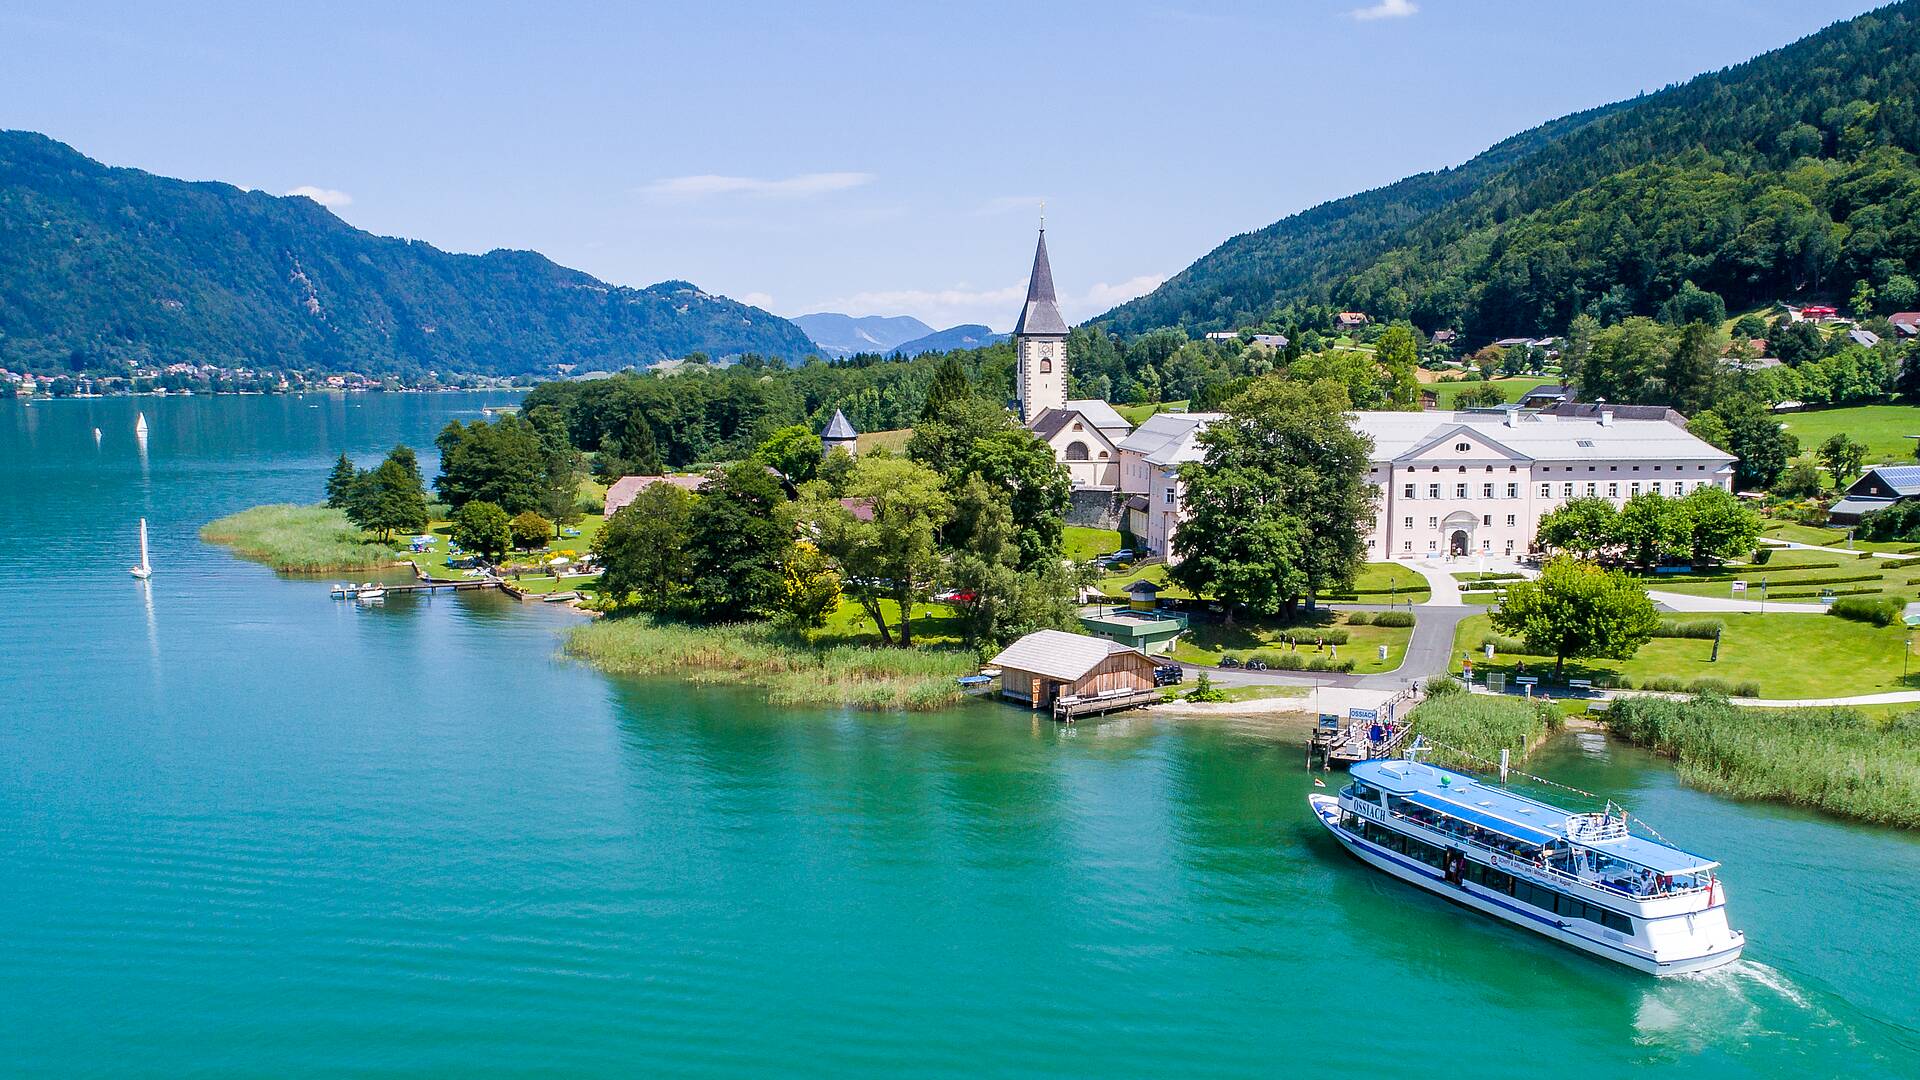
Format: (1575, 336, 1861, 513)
(989, 630, 1164, 719)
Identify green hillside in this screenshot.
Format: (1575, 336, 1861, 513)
(0, 131, 815, 377)
(1097, 2, 1920, 342)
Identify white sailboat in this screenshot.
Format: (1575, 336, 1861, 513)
(129, 518, 153, 579)
(135, 412, 149, 437)
(93, 427, 103, 445)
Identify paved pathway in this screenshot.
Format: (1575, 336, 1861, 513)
(1645, 590, 1826, 614)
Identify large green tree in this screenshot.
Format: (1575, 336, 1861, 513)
(342, 445, 429, 542)
(1697, 394, 1796, 491)
(755, 424, 823, 487)
(1492, 557, 1661, 677)
(1677, 485, 1762, 566)
(801, 457, 952, 646)
(684, 461, 792, 621)
(908, 393, 1069, 570)
(1170, 377, 1375, 616)
(1535, 497, 1621, 561)
(451, 500, 512, 562)
(1818, 433, 1867, 487)
(434, 416, 548, 513)
(1615, 492, 1690, 569)
(594, 481, 697, 611)
(324, 453, 358, 509)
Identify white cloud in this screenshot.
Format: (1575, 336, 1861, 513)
(284, 185, 352, 208)
(639, 171, 874, 200)
(739, 291, 776, 310)
(1350, 0, 1417, 20)
(1077, 274, 1167, 317)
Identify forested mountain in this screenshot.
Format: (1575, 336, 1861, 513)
(0, 131, 815, 377)
(891, 324, 1007, 356)
(1097, 2, 1920, 342)
(792, 313, 935, 358)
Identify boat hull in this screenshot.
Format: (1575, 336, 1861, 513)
(1308, 795, 1743, 977)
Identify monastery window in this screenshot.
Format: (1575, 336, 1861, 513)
(1481, 483, 1494, 498)
(1040, 357, 1051, 373)
(1651, 482, 1662, 495)
(1404, 517, 1413, 528)
(1607, 483, 1618, 498)
(1654, 465, 1663, 471)
(1562, 483, 1574, 498)
(1098, 451, 1108, 459)
(1404, 541, 1412, 552)
(1485, 465, 1494, 472)
(1506, 483, 1518, 498)
(1585, 483, 1596, 497)
(1482, 515, 1492, 527)
(1428, 517, 1438, 528)
(1071, 422, 1083, 431)
(1455, 442, 1471, 452)
(1065, 441, 1090, 461)
(1631, 483, 1641, 496)
(1404, 484, 1416, 498)
(1539, 484, 1552, 498)
(1454, 483, 1468, 498)
(1428, 484, 1441, 499)
(1506, 515, 1516, 527)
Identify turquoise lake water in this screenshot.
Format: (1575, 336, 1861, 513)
(1, 391, 1917, 1077)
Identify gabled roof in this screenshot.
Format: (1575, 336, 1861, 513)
(988, 629, 1146, 681)
(1115, 411, 1222, 455)
(1012, 230, 1069, 337)
(822, 408, 858, 440)
(1852, 464, 1920, 497)
(1027, 407, 1121, 449)
(1397, 422, 1531, 463)
(1063, 398, 1132, 431)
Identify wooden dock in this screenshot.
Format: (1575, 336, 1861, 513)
(331, 578, 499, 599)
(1307, 686, 1421, 770)
(1052, 688, 1164, 722)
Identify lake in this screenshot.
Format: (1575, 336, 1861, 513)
(2, 392, 1917, 1077)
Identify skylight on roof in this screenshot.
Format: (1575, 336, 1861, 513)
(1576, 439, 1594, 447)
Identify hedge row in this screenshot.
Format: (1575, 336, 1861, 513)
(1653, 620, 1723, 639)
(1349, 610, 1416, 627)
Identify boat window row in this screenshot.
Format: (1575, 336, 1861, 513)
(1347, 814, 1632, 935)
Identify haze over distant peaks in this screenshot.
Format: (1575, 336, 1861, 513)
(791, 313, 935, 358)
(889, 324, 1007, 356)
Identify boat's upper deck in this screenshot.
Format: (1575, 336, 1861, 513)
(1349, 759, 1717, 876)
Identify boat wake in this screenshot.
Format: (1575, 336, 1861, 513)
(1633, 959, 1848, 1055)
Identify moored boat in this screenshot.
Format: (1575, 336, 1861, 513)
(1310, 755, 1743, 976)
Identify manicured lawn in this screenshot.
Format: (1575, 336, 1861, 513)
(1092, 560, 1429, 604)
(1427, 377, 1548, 408)
(818, 596, 965, 647)
(1762, 520, 1920, 554)
(1064, 526, 1123, 562)
(1449, 611, 1918, 699)
(1114, 400, 1191, 424)
(1633, 547, 1920, 604)
(1778, 404, 1920, 468)
(1171, 610, 1413, 675)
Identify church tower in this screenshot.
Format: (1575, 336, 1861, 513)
(1013, 226, 1069, 422)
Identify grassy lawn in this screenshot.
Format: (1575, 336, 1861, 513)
(1427, 377, 1548, 408)
(1114, 400, 1191, 425)
(1778, 404, 1920, 467)
(817, 596, 965, 647)
(1092, 560, 1429, 605)
(1632, 547, 1920, 604)
(857, 428, 913, 455)
(1761, 520, 1920, 554)
(1064, 526, 1123, 562)
(1450, 611, 1918, 699)
(1170, 610, 1414, 675)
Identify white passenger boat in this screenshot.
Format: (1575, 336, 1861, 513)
(1310, 755, 1744, 976)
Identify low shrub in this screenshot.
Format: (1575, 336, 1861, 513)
(1258, 652, 1355, 673)
(1885, 558, 1920, 570)
(1476, 633, 1528, 656)
(1370, 610, 1416, 628)
(1641, 675, 1690, 692)
(1424, 674, 1465, 697)
(1345, 611, 1374, 625)
(1274, 628, 1349, 646)
(1183, 672, 1228, 703)
(1685, 678, 1762, 697)
(1653, 619, 1723, 639)
(1830, 596, 1902, 627)
(1771, 586, 1884, 599)
(1593, 673, 1635, 690)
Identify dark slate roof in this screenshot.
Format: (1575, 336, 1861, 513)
(1012, 230, 1069, 337)
(1537, 401, 1686, 425)
(1027, 407, 1074, 441)
(1851, 465, 1920, 497)
(822, 408, 858, 440)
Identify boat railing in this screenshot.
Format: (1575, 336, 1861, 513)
(1374, 805, 1710, 901)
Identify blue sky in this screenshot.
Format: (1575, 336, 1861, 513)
(0, 1, 1884, 331)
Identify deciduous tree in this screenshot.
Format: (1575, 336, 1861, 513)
(801, 457, 952, 646)
(451, 500, 512, 562)
(1491, 557, 1660, 677)
(1536, 497, 1621, 560)
(594, 481, 696, 611)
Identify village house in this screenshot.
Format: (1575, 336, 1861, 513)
(1889, 312, 1920, 337)
(1828, 464, 1920, 525)
(1336, 312, 1370, 331)
(603, 473, 709, 517)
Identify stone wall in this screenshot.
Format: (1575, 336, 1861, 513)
(1065, 489, 1130, 530)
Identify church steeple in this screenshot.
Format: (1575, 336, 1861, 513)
(1012, 224, 1069, 422)
(1013, 228, 1069, 337)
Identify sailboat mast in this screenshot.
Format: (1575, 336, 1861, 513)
(139, 518, 150, 572)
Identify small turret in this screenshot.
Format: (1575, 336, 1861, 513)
(822, 408, 859, 457)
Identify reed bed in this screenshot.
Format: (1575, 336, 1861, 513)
(565, 615, 976, 711)
(1410, 692, 1562, 769)
(200, 504, 400, 572)
(1604, 695, 1920, 828)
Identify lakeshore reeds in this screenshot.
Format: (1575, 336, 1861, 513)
(1604, 695, 1920, 828)
(201, 504, 400, 572)
(565, 614, 976, 711)
(1410, 693, 1561, 768)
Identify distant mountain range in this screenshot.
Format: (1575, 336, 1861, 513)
(1096, 2, 1920, 342)
(791, 313, 934, 357)
(795, 313, 1007, 357)
(0, 131, 815, 377)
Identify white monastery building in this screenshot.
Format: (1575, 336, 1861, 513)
(1005, 229, 1738, 563)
